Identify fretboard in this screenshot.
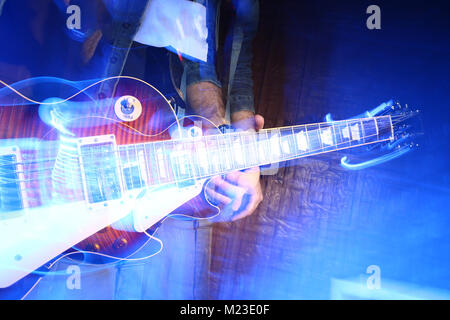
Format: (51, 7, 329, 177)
(118, 115, 393, 189)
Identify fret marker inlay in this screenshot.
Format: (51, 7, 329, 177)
(296, 131, 308, 151)
(351, 124, 360, 140)
(320, 128, 333, 146)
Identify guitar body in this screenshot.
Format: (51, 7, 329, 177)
(0, 77, 216, 293)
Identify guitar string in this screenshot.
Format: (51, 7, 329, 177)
(0, 113, 399, 178)
(0, 114, 403, 171)
(0, 112, 407, 191)
(0, 131, 390, 214)
(0, 130, 393, 190)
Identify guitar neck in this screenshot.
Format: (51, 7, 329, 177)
(118, 115, 394, 188)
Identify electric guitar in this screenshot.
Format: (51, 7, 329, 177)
(0, 76, 420, 297)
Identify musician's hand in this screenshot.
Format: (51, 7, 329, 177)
(206, 113, 264, 222)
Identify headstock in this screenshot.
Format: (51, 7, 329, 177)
(340, 100, 423, 170)
(369, 101, 423, 152)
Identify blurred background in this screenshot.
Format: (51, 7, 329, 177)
(210, 0, 450, 299)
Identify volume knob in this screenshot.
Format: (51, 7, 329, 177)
(113, 237, 128, 250)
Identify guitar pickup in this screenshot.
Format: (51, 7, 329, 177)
(76, 135, 124, 205)
(0, 146, 26, 218)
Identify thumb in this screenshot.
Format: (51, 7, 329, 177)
(254, 114, 264, 131)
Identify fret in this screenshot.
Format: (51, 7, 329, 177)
(226, 133, 238, 169)
(344, 121, 351, 140)
(280, 127, 296, 159)
(359, 120, 366, 144)
(118, 146, 128, 189)
(135, 144, 144, 187)
(267, 128, 281, 163)
(318, 123, 336, 151)
(217, 134, 232, 171)
(257, 130, 270, 165)
(212, 134, 224, 173)
(155, 142, 169, 182)
(374, 117, 379, 136)
(137, 144, 149, 187)
(250, 132, 261, 166)
(361, 118, 378, 143)
(293, 125, 309, 153)
(335, 121, 352, 149)
(126, 146, 134, 190)
(179, 138, 191, 178)
(205, 135, 221, 175)
(120, 145, 143, 190)
(331, 122, 342, 148)
(347, 120, 363, 145)
(165, 141, 176, 182)
(226, 133, 237, 170)
(194, 137, 209, 177)
(240, 132, 258, 167)
(182, 141, 194, 177)
(230, 133, 245, 167)
(290, 126, 297, 152)
(376, 116, 394, 141)
(164, 140, 180, 183)
(145, 142, 161, 186)
(305, 124, 322, 154)
(170, 139, 195, 187)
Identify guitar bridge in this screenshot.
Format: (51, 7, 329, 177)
(0, 146, 26, 218)
(77, 135, 124, 205)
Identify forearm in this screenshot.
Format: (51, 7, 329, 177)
(187, 81, 257, 130)
(186, 81, 227, 128)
